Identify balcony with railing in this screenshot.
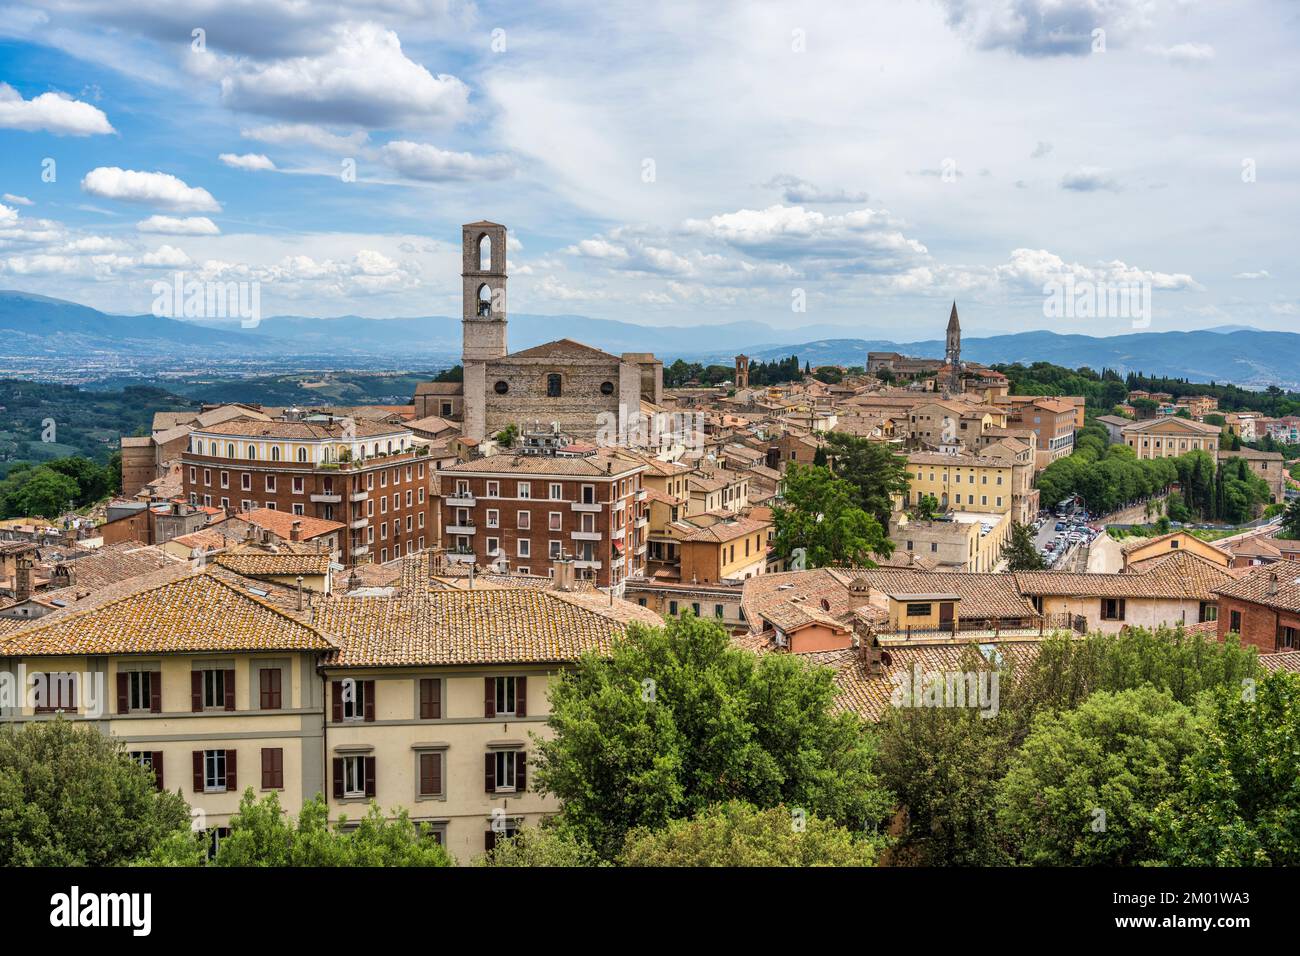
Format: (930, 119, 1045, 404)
(446, 492, 476, 507)
(446, 520, 477, 535)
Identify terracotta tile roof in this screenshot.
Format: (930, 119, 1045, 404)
(0, 572, 334, 657)
(505, 338, 620, 361)
(236, 508, 345, 540)
(1213, 565, 1300, 613)
(195, 417, 407, 440)
(1260, 651, 1300, 673)
(442, 451, 645, 477)
(213, 552, 334, 577)
(838, 569, 1039, 620)
(680, 516, 770, 544)
(1016, 551, 1233, 603)
(317, 587, 658, 667)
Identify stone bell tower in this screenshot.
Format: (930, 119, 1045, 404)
(462, 220, 508, 362)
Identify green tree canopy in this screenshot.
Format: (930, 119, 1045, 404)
(772, 462, 891, 568)
(533, 615, 893, 859)
(822, 432, 910, 528)
(619, 801, 881, 867)
(1001, 521, 1045, 571)
(0, 719, 192, 866)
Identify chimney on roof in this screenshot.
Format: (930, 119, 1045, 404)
(296, 575, 304, 611)
(290, 520, 303, 543)
(15, 556, 33, 603)
(1268, 571, 1280, 597)
(467, 561, 475, 590)
(553, 552, 576, 592)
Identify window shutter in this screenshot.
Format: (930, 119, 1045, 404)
(484, 677, 496, 718)
(223, 669, 236, 711)
(420, 678, 441, 720)
(192, 751, 203, 792)
(332, 758, 344, 799)
(331, 680, 343, 722)
(516, 676, 527, 718)
(116, 672, 129, 715)
(1119, 598, 1126, 621)
(191, 671, 203, 712)
(484, 752, 495, 792)
(364, 756, 376, 798)
(261, 748, 272, 789)
(363, 681, 375, 722)
(153, 752, 164, 791)
(225, 750, 237, 791)
(515, 751, 527, 793)
(420, 752, 441, 796)
(149, 673, 161, 713)
(485, 829, 497, 853)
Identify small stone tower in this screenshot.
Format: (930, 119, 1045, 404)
(462, 220, 508, 362)
(945, 301, 962, 392)
(735, 354, 749, 389)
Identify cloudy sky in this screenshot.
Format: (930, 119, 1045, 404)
(0, 0, 1297, 338)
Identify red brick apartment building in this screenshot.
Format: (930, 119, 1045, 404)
(180, 417, 433, 567)
(1213, 566, 1300, 653)
(438, 450, 648, 588)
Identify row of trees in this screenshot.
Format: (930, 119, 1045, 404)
(0, 454, 121, 520)
(1, 619, 1295, 867)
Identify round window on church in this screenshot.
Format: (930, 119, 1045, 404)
(600, 381, 615, 396)
(494, 380, 509, 395)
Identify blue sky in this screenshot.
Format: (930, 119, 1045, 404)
(0, 0, 1297, 338)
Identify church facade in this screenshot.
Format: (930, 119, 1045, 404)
(419, 221, 663, 443)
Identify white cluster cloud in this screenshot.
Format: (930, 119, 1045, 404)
(241, 123, 369, 154)
(81, 167, 221, 212)
(137, 215, 221, 235)
(0, 82, 114, 135)
(380, 141, 513, 182)
(994, 248, 1202, 293)
(218, 152, 276, 171)
(938, 0, 1155, 57)
(1060, 166, 1122, 192)
(217, 23, 469, 128)
(1148, 42, 1215, 66)
(3, 193, 34, 206)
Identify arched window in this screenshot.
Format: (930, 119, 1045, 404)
(387, 441, 393, 454)
(247, 445, 257, 460)
(478, 233, 491, 271)
(227, 443, 235, 459)
(194, 439, 203, 455)
(547, 373, 562, 398)
(271, 446, 281, 462)
(477, 283, 493, 317)
(297, 447, 307, 463)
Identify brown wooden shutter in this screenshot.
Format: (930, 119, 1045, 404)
(192, 751, 204, 792)
(1119, 598, 1127, 621)
(152, 752, 164, 791)
(332, 758, 344, 799)
(223, 669, 236, 711)
(484, 829, 497, 853)
(516, 676, 527, 717)
(331, 680, 343, 722)
(191, 671, 203, 712)
(116, 672, 129, 715)
(260, 668, 282, 710)
(261, 748, 271, 789)
(261, 748, 283, 789)
(484, 752, 495, 792)
(484, 677, 496, 718)
(515, 751, 527, 793)
(149, 673, 161, 713)
(419, 752, 441, 796)
(225, 750, 237, 791)
(363, 756, 376, 798)
(363, 681, 375, 722)
(419, 678, 441, 719)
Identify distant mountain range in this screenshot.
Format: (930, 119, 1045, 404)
(2, 290, 1298, 389)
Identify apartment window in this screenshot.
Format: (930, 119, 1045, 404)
(669, 600, 679, 615)
(189, 467, 197, 485)
(486, 509, 499, 528)
(1199, 602, 1218, 624)
(333, 679, 375, 722)
(418, 488, 426, 504)
(1229, 610, 1242, 633)
(715, 604, 725, 619)
(292, 476, 304, 494)
(193, 668, 234, 711)
(418, 678, 442, 719)
(197, 749, 235, 793)
(121, 670, 157, 713)
(292, 503, 304, 515)
(581, 484, 596, 504)
(261, 748, 284, 790)
(241, 473, 252, 491)
(220, 471, 229, 488)
(418, 751, 444, 797)
(549, 512, 562, 531)
(486, 481, 500, 497)
(1281, 626, 1298, 650)
(486, 536, 499, 555)
(265, 475, 276, 493)
(130, 751, 164, 790)
(203, 469, 212, 486)
(335, 754, 375, 799)
(517, 539, 531, 558)
(487, 676, 526, 717)
(549, 540, 562, 559)
(259, 667, 283, 710)
(33, 672, 78, 713)
(486, 749, 526, 794)
(906, 603, 932, 617)
(1101, 598, 1126, 621)
(518, 482, 531, 499)
(517, 511, 531, 530)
